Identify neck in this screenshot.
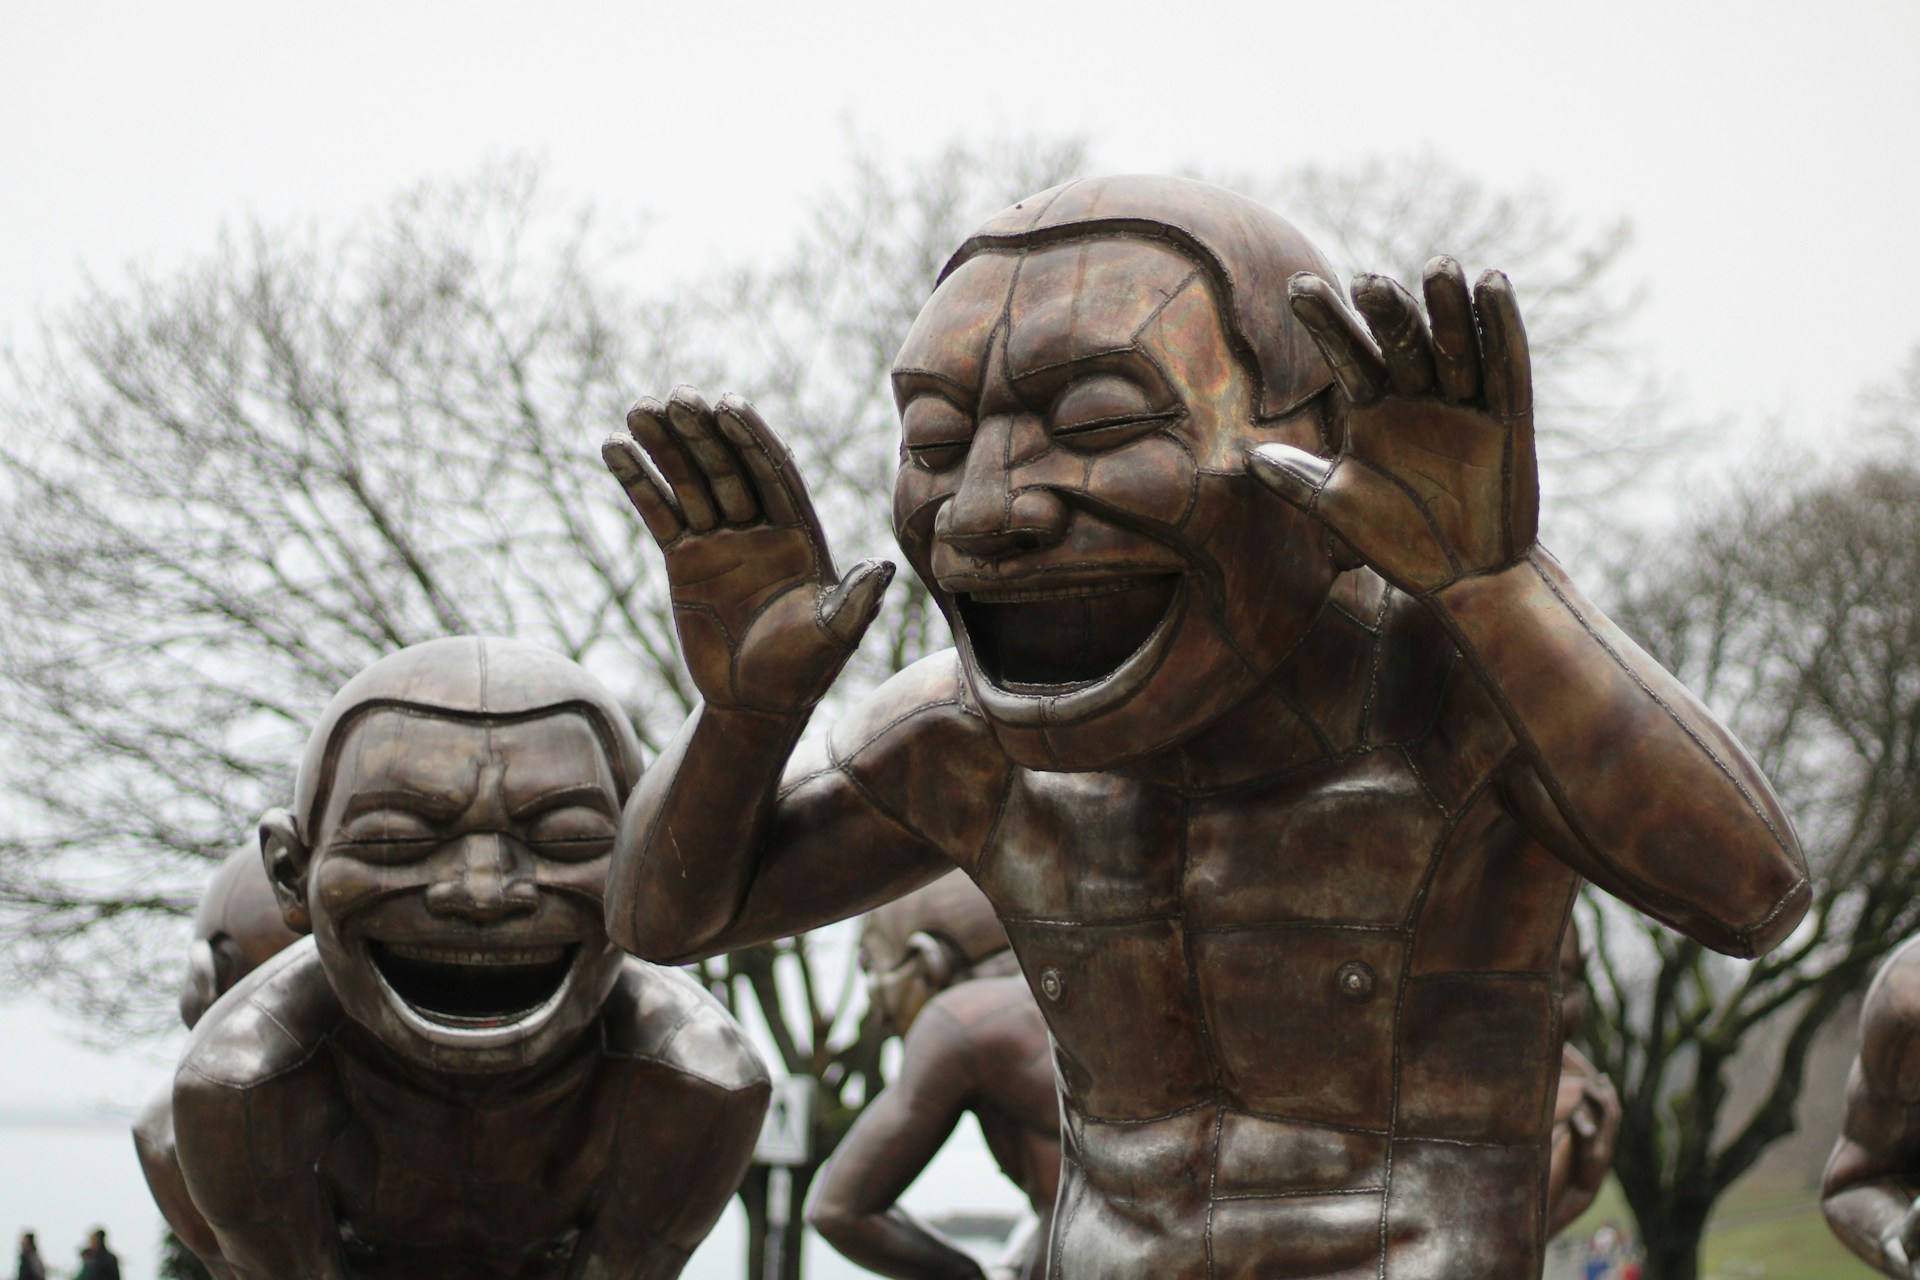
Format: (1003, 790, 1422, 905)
(1126, 569, 1386, 792)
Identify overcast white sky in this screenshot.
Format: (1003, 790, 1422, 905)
(2, 0, 1917, 1274)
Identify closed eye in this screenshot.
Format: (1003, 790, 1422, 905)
(523, 806, 618, 861)
(901, 395, 973, 473)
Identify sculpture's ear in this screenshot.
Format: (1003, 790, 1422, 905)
(259, 808, 313, 935)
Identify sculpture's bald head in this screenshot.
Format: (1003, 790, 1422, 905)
(860, 869, 1011, 1035)
(891, 176, 1348, 770)
(263, 638, 644, 1074)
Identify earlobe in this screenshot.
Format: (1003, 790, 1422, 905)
(258, 807, 313, 935)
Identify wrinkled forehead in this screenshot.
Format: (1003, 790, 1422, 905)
(323, 708, 616, 821)
(892, 238, 1211, 406)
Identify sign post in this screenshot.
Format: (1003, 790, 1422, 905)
(753, 1075, 815, 1280)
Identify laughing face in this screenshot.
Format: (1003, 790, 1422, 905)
(291, 709, 626, 1074)
(891, 236, 1341, 770)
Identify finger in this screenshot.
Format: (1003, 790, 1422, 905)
(1351, 274, 1437, 396)
(602, 435, 685, 544)
(712, 394, 830, 551)
(1422, 257, 1481, 403)
(1246, 442, 1336, 511)
(664, 386, 757, 524)
(626, 397, 720, 532)
(819, 559, 896, 646)
(1474, 270, 1538, 552)
(1288, 273, 1388, 406)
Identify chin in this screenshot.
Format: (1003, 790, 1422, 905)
(323, 923, 621, 1075)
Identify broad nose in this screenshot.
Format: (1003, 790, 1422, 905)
(425, 833, 540, 925)
(937, 414, 1070, 560)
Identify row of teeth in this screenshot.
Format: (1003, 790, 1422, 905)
(381, 942, 568, 967)
(968, 575, 1166, 605)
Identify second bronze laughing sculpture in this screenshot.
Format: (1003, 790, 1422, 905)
(601, 175, 1810, 1278)
(141, 638, 769, 1279)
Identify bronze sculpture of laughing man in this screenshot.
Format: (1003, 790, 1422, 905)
(599, 175, 1809, 1279)
(153, 638, 768, 1280)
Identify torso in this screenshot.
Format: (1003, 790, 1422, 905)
(873, 574, 1580, 1279)
(177, 945, 761, 1279)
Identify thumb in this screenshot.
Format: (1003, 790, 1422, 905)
(819, 559, 896, 646)
(1246, 443, 1337, 512)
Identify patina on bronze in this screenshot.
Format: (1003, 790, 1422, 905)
(1823, 936, 1920, 1275)
(601, 174, 1810, 1279)
(809, 870, 1057, 1280)
(138, 637, 769, 1280)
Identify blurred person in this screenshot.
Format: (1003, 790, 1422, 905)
(16, 1232, 45, 1280)
(75, 1229, 119, 1280)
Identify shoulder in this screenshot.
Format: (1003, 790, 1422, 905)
(801, 650, 1010, 862)
(600, 959, 770, 1098)
(909, 977, 1046, 1074)
(823, 650, 991, 762)
(1859, 937, 1920, 1101)
(176, 938, 341, 1093)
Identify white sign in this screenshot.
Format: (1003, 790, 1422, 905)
(754, 1074, 815, 1167)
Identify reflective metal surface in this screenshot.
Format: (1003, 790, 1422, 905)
(137, 638, 769, 1279)
(602, 175, 1809, 1278)
(1824, 935, 1920, 1275)
(810, 870, 1056, 1280)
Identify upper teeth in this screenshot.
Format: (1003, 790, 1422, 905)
(381, 942, 568, 967)
(968, 575, 1165, 604)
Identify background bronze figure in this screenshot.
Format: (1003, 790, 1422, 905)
(1548, 923, 1621, 1237)
(600, 175, 1809, 1277)
(139, 637, 769, 1279)
(1824, 935, 1920, 1275)
(809, 870, 1057, 1280)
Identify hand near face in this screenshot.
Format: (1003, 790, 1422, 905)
(604, 388, 893, 714)
(1247, 259, 1538, 596)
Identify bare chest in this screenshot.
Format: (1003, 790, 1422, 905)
(973, 751, 1577, 1136)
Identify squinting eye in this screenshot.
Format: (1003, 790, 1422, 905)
(901, 396, 973, 473)
(331, 810, 442, 864)
(524, 807, 617, 862)
(1049, 375, 1179, 451)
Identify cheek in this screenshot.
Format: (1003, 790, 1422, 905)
(1082, 434, 1197, 528)
(893, 467, 945, 554)
(533, 856, 612, 914)
(310, 854, 425, 930)
(1185, 472, 1335, 641)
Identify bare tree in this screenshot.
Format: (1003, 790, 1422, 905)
(1584, 409, 1920, 1280)
(0, 141, 1089, 1279)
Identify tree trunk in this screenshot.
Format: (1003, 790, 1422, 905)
(1632, 1200, 1712, 1280)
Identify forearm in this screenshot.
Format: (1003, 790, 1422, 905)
(606, 702, 808, 962)
(813, 1206, 987, 1280)
(1825, 1181, 1918, 1275)
(1435, 548, 1808, 956)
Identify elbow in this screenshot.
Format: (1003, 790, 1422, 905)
(804, 1189, 858, 1247)
(1733, 873, 1812, 959)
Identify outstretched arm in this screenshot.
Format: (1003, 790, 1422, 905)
(601, 389, 973, 962)
(808, 1006, 987, 1280)
(1824, 946, 1920, 1277)
(1250, 262, 1808, 957)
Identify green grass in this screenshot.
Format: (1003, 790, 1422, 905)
(1561, 1177, 1882, 1280)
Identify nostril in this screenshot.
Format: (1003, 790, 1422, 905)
(1014, 534, 1040, 552)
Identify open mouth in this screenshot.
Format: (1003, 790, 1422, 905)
(955, 573, 1181, 691)
(367, 940, 579, 1029)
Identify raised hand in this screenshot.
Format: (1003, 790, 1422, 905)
(603, 387, 892, 715)
(1247, 258, 1538, 596)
